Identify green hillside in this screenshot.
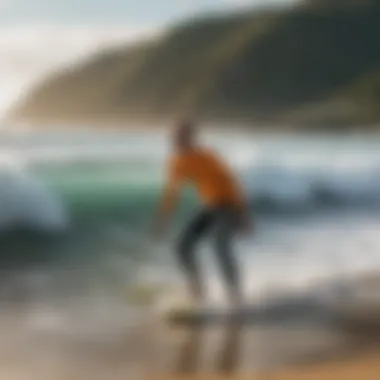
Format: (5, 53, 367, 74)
(9, 0, 380, 128)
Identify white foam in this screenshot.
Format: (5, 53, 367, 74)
(0, 153, 68, 232)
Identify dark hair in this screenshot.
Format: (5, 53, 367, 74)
(176, 119, 195, 135)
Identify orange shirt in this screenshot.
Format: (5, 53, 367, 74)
(163, 147, 245, 211)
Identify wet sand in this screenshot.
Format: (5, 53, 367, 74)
(152, 353, 380, 379)
(143, 286, 380, 379)
(265, 352, 380, 380)
(0, 316, 378, 380)
(145, 323, 380, 380)
(0, 321, 371, 380)
(0, 287, 380, 380)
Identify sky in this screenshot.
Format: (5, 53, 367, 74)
(0, 0, 293, 26)
(0, 0, 294, 118)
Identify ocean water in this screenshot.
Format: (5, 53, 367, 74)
(0, 128, 380, 330)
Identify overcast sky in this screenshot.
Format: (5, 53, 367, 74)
(0, 0, 294, 27)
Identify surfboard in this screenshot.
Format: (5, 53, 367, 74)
(164, 305, 252, 326)
(163, 293, 327, 326)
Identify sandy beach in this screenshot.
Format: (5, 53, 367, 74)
(143, 285, 380, 380)
(151, 352, 380, 379)
(147, 329, 380, 380)
(0, 280, 379, 380)
(266, 352, 380, 380)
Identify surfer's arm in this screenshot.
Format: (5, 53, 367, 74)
(152, 158, 184, 236)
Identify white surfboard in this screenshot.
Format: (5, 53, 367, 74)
(164, 304, 255, 325)
(163, 293, 328, 326)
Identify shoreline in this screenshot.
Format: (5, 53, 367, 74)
(2, 120, 380, 140)
(3, 115, 380, 135)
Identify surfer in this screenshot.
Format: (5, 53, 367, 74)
(152, 121, 253, 307)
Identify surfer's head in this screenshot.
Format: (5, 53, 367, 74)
(173, 119, 197, 151)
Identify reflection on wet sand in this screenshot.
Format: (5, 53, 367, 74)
(149, 313, 380, 379)
(174, 323, 243, 376)
(0, 309, 380, 380)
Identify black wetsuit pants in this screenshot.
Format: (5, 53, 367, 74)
(177, 205, 240, 298)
